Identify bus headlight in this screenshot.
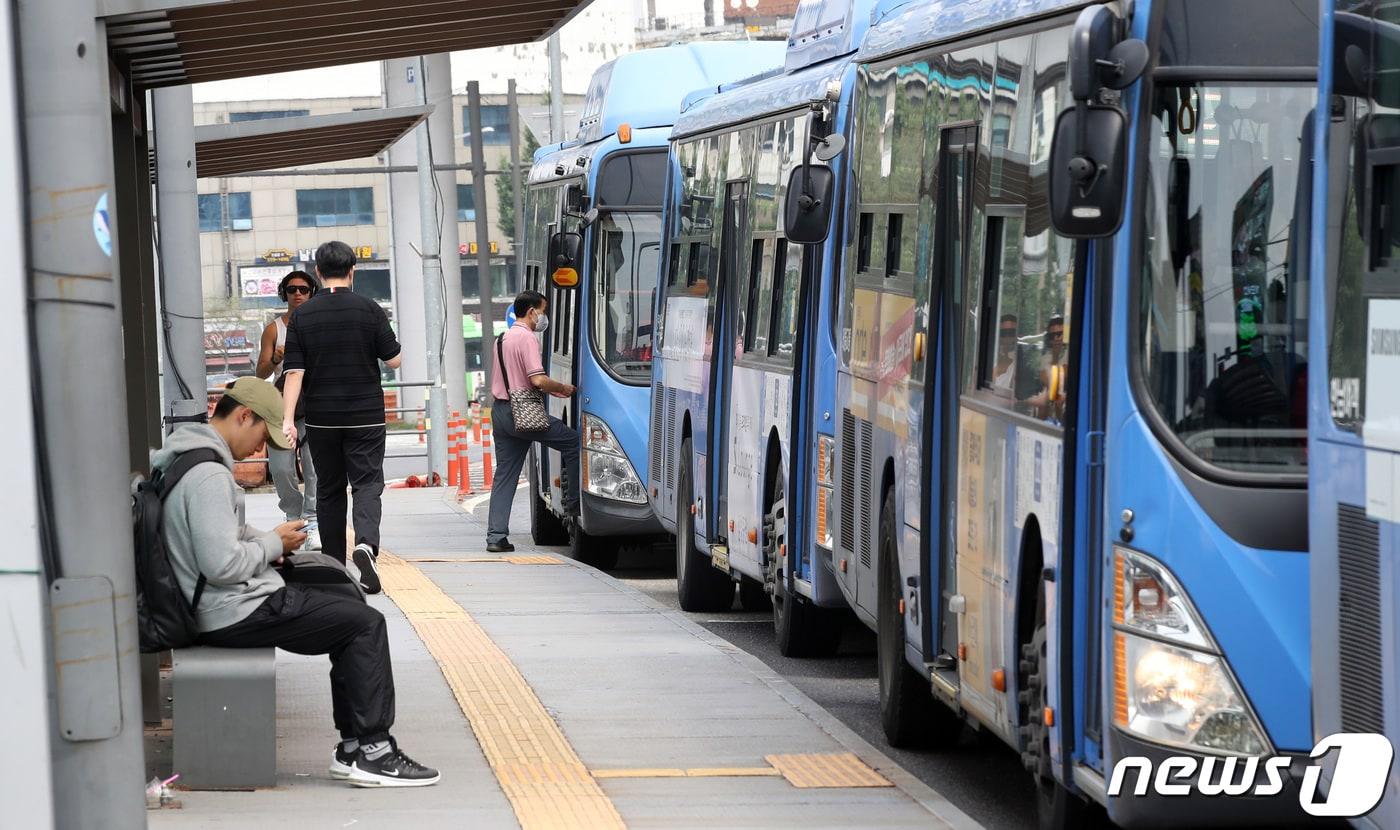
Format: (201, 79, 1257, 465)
(1112, 547, 1269, 756)
(1116, 633, 1268, 755)
(581, 413, 646, 504)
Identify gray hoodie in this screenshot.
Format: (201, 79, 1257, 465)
(150, 423, 285, 632)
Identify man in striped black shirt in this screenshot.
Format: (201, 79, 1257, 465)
(280, 241, 402, 594)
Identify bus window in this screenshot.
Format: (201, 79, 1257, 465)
(771, 238, 801, 359)
(1327, 65, 1400, 429)
(886, 213, 903, 278)
(686, 242, 710, 289)
(667, 242, 682, 287)
(745, 236, 775, 354)
(596, 152, 666, 208)
(978, 209, 1072, 421)
(593, 212, 662, 382)
(857, 211, 873, 272)
(1139, 82, 1314, 473)
(743, 238, 764, 352)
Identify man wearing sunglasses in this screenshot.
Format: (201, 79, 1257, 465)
(258, 271, 321, 549)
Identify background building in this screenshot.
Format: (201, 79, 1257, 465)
(192, 0, 797, 382)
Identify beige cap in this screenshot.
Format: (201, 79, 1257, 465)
(223, 377, 291, 450)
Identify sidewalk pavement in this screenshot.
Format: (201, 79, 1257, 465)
(149, 485, 982, 830)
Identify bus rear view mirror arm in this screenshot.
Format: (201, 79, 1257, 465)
(783, 109, 844, 245)
(1049, 4, 1148, 239)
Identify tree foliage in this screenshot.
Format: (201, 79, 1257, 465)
(496, 125, 541, 241)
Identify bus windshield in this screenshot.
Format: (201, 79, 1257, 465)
(593, 212, 662, 383)
(1138, 82, 1314, 475)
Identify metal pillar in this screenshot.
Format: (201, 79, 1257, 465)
(548, 34, 565, 143)
(18, 0, 144, 826)
(384, 57, 428, 420)
(4, 0, 56, 823)
(467, 82, 498, 392)
(423, 54, 466, 416)
(113, 82, 161, 473)
(508, 79, 525, 294)
(154, 85, 206, 425)
(416, 69, 449, 479)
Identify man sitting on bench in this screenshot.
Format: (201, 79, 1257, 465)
(153, 377, 440, 788)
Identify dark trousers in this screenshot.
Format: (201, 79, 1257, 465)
(200, 585, 395, 743)
(488, 400, 579, 545)
(307, 425, 386, 562)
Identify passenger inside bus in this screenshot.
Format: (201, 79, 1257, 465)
(1023, 314, 1068, 422)
(990, 313, 1019, 396)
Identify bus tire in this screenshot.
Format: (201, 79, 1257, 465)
(739, 577, 771, 612)
(773, 576, 843, 658)
(878, 496, 934, 747)
(568, 521, 619, 571)
(768, 475, 841, 657)
(1020, 578, 1088, 830)
(675, 437, 734, 612)
(529, 454, 569, 546)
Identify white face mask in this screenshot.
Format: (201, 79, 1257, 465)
(533, 312, 550, 333)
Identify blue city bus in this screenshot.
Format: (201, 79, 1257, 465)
(1310, 2, 1400, 826)
(818, 0, 1320, 826)
(649, 0, 872, 653)
(520, 42, 784, 569)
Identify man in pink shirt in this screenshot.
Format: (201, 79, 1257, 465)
(487, 290, 578, 552)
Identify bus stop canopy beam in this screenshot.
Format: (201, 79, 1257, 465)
(102, 0, 597, 88)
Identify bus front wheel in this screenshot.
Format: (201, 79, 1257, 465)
(878, 496, 935, 747)
(1020, 578, 1088, 830)
(675, 437, 734, 612)
(529, 453, 569, 546)
(568, 521, 619, 571)
(768, 475, 841, 657)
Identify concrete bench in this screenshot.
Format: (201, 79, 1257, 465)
(172, 647, 277, 789)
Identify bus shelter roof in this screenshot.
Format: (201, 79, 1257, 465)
(192, 104, 430, 178)
(102, 0, 594, 88)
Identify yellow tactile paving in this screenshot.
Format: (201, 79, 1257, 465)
(591, 767, 783, 780)
(377, 552, 626, 830)
(402, 555, 565, 565)
(766, 753, 894, 789)
(502, 554, 566, 565)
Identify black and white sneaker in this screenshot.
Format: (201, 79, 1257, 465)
(348, 741, 441, 788)
(353, 543, 381, 595)
(329, 742, 357, 779)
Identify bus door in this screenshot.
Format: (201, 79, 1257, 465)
(708, 179, 750, 549)
(923, 124, 978, 681)
(544, 206, 582, 510)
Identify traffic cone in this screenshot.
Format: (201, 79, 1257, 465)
(417, 414, 425, 444)
(447, 412, 461, 488)
(471, 401, 482, 444)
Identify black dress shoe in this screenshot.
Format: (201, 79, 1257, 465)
(486, 540, 515, 553)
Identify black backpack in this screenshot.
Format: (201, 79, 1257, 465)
(133, 448, 222, 653)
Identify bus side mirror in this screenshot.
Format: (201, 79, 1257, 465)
(1048, 4, 1147, 239)
(550, 231, 582, 287)
(784, 165, 835, 244)
(1049, 106, 1127, 238)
